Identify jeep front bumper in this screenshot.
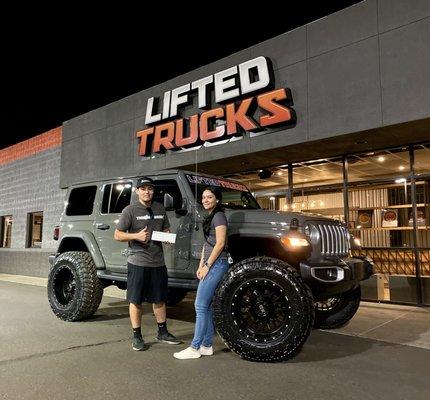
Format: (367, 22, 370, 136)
(299, 256, 374, 297)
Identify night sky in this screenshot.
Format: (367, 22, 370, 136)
(1, 1, 361, 150)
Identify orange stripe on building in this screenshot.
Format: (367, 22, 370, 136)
(0, 127, 62, 166)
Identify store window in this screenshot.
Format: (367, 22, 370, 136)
(348, 148, 410, 182)
(347, 148, 420, 303)
(66, 186, 97, 216)
(413, 143, 430, 176)
(291, 158, 344, 219)
(102, 182, 132, 214)
(1, 215, 13, 248)
(27, 212, 43, 248)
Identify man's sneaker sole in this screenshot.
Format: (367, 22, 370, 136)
(132, 344, 148, 351)
(156, 338, 182, 345)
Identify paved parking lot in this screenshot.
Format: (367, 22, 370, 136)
(1, 277, 429, 400)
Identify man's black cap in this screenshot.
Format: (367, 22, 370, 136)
(136, 176, 155, 188)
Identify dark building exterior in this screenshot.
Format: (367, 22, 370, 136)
(1, 0, 430, 304)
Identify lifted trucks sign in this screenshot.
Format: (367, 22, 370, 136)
(137, 56, 296, 156)
(186, 174, 248, 192)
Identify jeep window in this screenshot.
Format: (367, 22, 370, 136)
(66, 186, 97, 216)
(152, 180, 183, 209)
(101, 182, 132, 214)
(186, 174, 260, 209)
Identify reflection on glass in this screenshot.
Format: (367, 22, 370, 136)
(414, 144, 430, 176)
(348, 148, 410, 182)
(1, 215, 13, 247)
(293, 157, 344, 187)
(28, 212, 43, 248)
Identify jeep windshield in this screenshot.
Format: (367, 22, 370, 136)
(186, 174, 260, 210)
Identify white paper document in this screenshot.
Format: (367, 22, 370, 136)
(151, 231, 176, 244)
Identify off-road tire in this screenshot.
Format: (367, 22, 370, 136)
(314, 285, 361, 329)
(47, 251, 104, 321)
(166, 287, 188, 306)
(214, 257, 314, 362)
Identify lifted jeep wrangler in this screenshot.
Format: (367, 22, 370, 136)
(48, 170, 373, 362)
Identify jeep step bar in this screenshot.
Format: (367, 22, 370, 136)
(96, 270, 199, 290)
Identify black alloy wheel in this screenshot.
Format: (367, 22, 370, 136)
(231, 278, 291, 344)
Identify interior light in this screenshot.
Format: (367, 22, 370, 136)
(398, 165, 405, 171)
(395, 178, 406, 184)
(377, 156, 385, 162)
(277, 171, 283, 176)
(269, 196, 275, 201)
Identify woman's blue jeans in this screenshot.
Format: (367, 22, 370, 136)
(191, 258, 229, 349)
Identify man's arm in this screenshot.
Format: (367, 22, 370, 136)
(114, 227, 150, 243)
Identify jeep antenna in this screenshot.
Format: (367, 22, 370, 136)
(194, 148, 199, 231)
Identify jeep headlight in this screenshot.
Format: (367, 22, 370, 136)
(281, 236, 310, 248)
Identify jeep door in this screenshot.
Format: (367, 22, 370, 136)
(94, 181, 133, 272)
(151, 178, 191, 271)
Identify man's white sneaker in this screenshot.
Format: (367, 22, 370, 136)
(173, 347, 201, 360)
(199, 345, 213, 356)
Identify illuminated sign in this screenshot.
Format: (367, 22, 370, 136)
(136, 56, 296, 156)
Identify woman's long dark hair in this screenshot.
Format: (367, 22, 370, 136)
(202, 186, 224, 237)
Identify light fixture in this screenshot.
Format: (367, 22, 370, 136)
(377, 156, 385, 162)
(398, 165, 405, 171)
(395, 178, 406, 184)
(277, 171, 283, 176)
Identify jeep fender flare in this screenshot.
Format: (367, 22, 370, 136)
(58, 231, 106, 269)
(228, 233, 288, 263)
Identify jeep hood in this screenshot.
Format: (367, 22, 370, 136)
(224, 209, 332, 227)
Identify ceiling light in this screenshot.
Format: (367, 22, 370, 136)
(277, 171, 283, 176)
(398, 165, 405, 171)
(395, 178, 406, 184)
(377, 156, 385, 162)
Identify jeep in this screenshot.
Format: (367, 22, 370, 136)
(47, 170, 373, 362)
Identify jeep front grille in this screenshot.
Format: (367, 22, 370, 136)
(316, 224, 350, 256)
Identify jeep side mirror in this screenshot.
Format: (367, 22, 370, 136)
(175, 198, 188, 216)
(164, 193, 174, 211)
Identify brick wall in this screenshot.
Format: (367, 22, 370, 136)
(0, 128, 65, 251)
(0, 127, 62, 166)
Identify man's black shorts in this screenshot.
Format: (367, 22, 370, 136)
(127, 263, 168, 304)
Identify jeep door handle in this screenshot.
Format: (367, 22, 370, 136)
(96, 223, 110, 230)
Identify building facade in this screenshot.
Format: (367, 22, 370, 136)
(1, 0, 429, 303)
(0, 128, 65, 276)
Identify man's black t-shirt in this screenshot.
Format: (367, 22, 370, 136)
(116, 201, 170, 267)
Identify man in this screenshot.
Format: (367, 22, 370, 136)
(114, 176, 181, 351)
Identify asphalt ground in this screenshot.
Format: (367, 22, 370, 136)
(0, 278, 429, 400)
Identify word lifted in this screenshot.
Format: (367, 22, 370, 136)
(137, 56, 295, 156)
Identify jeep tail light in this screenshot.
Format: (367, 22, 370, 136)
(53, 226, 60, 241)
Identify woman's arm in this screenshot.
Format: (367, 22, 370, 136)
(204, 225, 227, 268)
(196, 246, 205, 279)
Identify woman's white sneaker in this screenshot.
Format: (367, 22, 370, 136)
(199, 345, 213, 356)
(173, 347, 201, 360)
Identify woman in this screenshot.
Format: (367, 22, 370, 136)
(174, 186, 229, 359)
